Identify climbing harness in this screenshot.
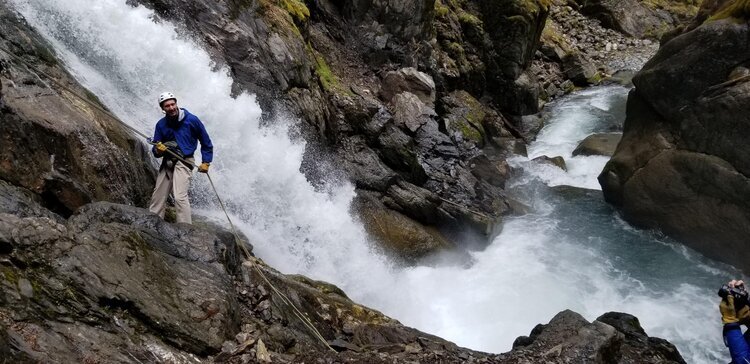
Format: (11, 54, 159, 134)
(0, 44, 336, 352)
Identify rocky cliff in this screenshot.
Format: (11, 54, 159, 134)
(0, 4, 155, 218)
(600, 0, 750, 272)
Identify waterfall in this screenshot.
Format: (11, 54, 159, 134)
(7, 1, 733, 362)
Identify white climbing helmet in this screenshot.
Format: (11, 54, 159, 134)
(157, 91, 176, 106)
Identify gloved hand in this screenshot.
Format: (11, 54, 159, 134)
(155, 142, 168, 155)
(198, 162, 210, 173)
(721, 294, 740, 324)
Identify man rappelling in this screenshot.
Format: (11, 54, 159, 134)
(148, 92, 213, 224)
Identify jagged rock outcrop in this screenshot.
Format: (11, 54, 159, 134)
(0, 179, 684, 363)
(509, 310, 685, 363)
(0, 4, 155, 217)
(599, 2, 750, 273)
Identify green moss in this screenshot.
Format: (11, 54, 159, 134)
(708, 0, 750, 21)
(280, 0, 310, 23)
(1, 266, 18, 285)
(255, 0, 304, 37)
(511, 0, 551, 15)
(446, 42, 465, 57)
(541, 20, 573, 54)
(458, 11, 482, 27)
(435, 0, 450, 17)
(642, 0, 699, 20)
(587, 71, 603, 85)
(458, 119, 483, 142)
(314, 53, 336, 91)
(165, 207, 177, 223)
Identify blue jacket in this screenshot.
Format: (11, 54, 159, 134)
(151, 108, 213, 163)
(725, 323, 750, 363)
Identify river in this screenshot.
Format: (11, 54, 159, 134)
(7, 0, 735, 362)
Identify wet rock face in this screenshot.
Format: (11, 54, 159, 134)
(0, 4, 155, 216)
(599, 15, 750, 273)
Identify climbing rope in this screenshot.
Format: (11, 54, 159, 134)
(0, 44, 336, 353)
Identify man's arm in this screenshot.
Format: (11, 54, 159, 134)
(194, 117, 213, 163)
(151, 122, 164, 158)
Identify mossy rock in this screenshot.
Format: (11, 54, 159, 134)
(708, 0, 750, 21)
(359, 206, 453, 263)
(288, 275, 349, 299)
(642, 0, 700, 20)
(280, 0, 309, 23)
(442, 90, 487, 145)
(256, 0, 307, 37)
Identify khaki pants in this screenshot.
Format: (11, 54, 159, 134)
(148, 158, 194, 224)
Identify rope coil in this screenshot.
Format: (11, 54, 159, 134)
(0, 44, 335, 352)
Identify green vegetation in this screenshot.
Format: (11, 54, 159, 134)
(586, 71, 603, 85)
(512, 0, 552, 14)
(434, 0, 450, 17)
(446, 91, 486, 144)
(541, 20, 573, 55)
(642, 21, 673, 38)
(280, 0, 310, 23)
(2, 266, 18, 285)
(446, 42, 465, 57)
(708, 0, 750, 21)
(457, 11, 482, 28)
(313, 52, 340, 92)
(458, 119, 483, 142)
(642, 0, 700, 20)
(252, 0, 309, 37)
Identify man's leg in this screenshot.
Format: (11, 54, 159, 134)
(172, 159, 193, 224)
(148, 166, 173, 218)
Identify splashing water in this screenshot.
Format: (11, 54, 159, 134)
(8, 1, 735, 362)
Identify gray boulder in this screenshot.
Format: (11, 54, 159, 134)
(390, 92, 435, 133)
(379, 67, 436, 104)
(600, 15, 750, 273)
(573, 133, 622, 156)
(533, 155, 567, 171)
(562, 52, 598, 86)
